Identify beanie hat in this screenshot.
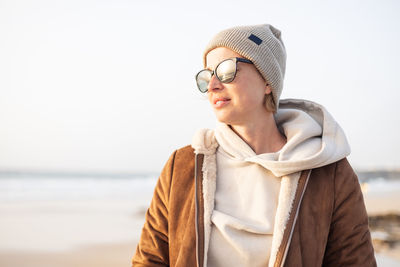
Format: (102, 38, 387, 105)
(203, 24, 286, 109)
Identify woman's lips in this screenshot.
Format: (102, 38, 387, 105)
(213, 97, 231, 108)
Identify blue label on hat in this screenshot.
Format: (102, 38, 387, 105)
(248, 34, 262, 45)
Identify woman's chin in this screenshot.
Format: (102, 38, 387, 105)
(214, 113, 235, 125)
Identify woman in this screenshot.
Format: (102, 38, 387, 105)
(132, 24, 376, 267)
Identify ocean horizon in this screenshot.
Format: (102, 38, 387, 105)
(1, 169, 400, 203)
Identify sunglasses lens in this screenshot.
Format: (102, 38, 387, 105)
(216, 59, 236, 83)
(196, 70, 212, 93)
(195, 58, 240, 93)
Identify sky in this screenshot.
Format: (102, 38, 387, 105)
(0, 0, 399, 173)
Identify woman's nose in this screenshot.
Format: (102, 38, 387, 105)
(207, 74, 223, 92)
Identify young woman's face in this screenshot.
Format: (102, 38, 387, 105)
(205, 47, 271, 125)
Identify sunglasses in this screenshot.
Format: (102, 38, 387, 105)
(195, 57, 253, 93)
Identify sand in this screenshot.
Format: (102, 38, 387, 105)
(0, 241, 137, 267)
(364, 190, 400, 215)
(0, 198, 146, 267)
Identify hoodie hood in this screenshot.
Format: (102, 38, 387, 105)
(193, 98, 350, 177)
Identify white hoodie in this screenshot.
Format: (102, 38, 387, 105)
(192, 99, 351, 267)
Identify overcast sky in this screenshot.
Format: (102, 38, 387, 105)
(0, 0, 399, 173)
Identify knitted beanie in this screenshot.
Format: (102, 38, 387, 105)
(203, 24, 286, 109)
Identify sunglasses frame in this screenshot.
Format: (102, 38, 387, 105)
(195, 57, 253, 93)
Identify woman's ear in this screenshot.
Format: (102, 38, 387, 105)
(265, 84, 272, 94)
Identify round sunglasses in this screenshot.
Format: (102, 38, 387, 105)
(195, 57, 253, 93)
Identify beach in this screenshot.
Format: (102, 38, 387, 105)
(0, 174, 399, 266)
(0, 174, 153, 267)
(0, 242, 135, 267)
(0, 197, 146, 267)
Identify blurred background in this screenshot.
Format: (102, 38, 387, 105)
(0, 0, 399, 266)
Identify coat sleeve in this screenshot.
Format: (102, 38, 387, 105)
(132, 151, 177, 267)
(322, 158, 376, 266)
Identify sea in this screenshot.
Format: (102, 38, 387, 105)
(1, 171, 399, 202)
(0, 172, 158, 203)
